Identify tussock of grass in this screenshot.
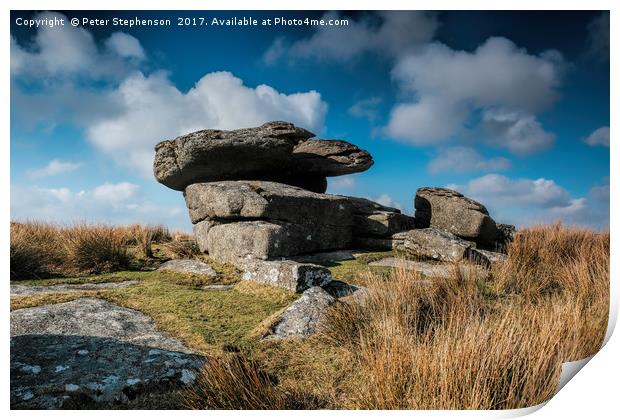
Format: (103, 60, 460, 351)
(11, 222, 131, 279)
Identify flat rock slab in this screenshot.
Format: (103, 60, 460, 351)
(293, 250, 356, 263)
(157, 259, 217, 277)
(10, 281, 138, 297)
(11, 298, 204, 409)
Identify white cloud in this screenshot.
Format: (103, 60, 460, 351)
(481, 109, 555, 155)
(264, 11, 437, 63)
(328, 174, 357, 191)
(385, 37, 562, 151)
(11, 182, 188, 230)
(427, 147, 510, 174)
(26, 159, 82, 179)
(92, 182, 140, 203)
(348, 97, 383, 121)
(373, 194, 402, 211)
(11, 12, 144, 80)
(449, 174, 608, 228)
(584, 126, 610, 147)
(105, 32, 146, 61)
(85, 71, 328, 177)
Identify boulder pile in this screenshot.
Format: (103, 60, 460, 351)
(154, 121, 514, 292)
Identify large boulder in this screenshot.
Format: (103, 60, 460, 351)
(154, 121, 314, 191)
(154, 122, 374, 193)
(237, 259, 333, 292)
(184, 181, 352, 226)
(414, 187, 499, 247)
(291, 139, 373, 176)
(391, 228, 476, 262)
(205, 220, 352, 263)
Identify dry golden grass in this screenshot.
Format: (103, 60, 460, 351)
(317, 224, 609, 409)
(10, 221, 131, 279)
(185, 224, 609, 410)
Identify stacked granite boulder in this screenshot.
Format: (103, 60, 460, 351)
(154, 121, 382, 291)
(154, 121, 514, 292)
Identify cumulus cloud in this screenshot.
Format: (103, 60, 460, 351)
(11, 182, 188, 229)
(482, 110, 555, 155)
(11, 12, 144, 81)
(584, 126, 610, 147)
(26, 159, 82, 179)
(264, 11, 437, 63)
(427, 147, 510, 174)
(449, 174, 608, 228)
(328, 174, 357, 191)
(586, 12, 610, 61)
(373, 194, 403, 211)
(104, 32, 146, 61)
(385, 37, 562, 151)
(348, 97, 383, 121)
(85, 71, 327, 177)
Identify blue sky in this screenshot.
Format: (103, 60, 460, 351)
(10, 11, 610, 231)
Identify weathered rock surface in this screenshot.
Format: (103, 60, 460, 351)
(415, 187, 499, 247)
(185, 181, 352, 226)
(263, 286, 336, 339)
(157, 259, 217, 277)
(154, 121, 314, 191)
(237, 258, 333, 292)
(154, 122, 373, 192)
(291, 139, 373, 176)
(392, 228, 476, 262)
(293, 250, 355, 263)
(206, 220, 352, 263)
(11, 298, 203, 409)
(10, 281, 138, 297)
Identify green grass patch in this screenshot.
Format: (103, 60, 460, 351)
(12, 270, 150, 287)
(325, 250, 395, 285)
(12, 270, 296, 355)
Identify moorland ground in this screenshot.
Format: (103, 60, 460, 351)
(10, 221, 609, 409)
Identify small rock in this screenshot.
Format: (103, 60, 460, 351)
(236, 258, 332, 292)
(264, 286, 336, 339)
(392, 228, 475, 262)
(157, 259, 217, 277)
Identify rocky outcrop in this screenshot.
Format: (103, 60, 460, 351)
(414, 187, 499, 247)
(10, 299, 203, 409)
(153, 121, 517, 291)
